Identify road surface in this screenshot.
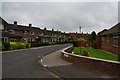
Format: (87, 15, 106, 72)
(2, 44, 71, 78)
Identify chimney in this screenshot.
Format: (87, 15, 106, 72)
(52, 29, 54, 31)
(14, 21, 17, 25)
(29, 23, 32, 27)
(44, 27, 47, 30)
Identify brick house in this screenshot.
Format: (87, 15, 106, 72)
(67, 32, 90, 40)
(98, 23, 120, 55)
(1, 17, 70, 43)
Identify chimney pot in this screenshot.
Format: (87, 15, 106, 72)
(52, 29, 54, 31)
(14, 21, 17, 25)
(29, 23, 32, 27)
(44, 27, 47, 30)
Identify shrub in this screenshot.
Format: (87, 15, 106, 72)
(17, 42, 26, 49)
(48, 42, 56, 45)
(31, 42, 49, 47)
(92, 43, 97, 49)
(77, 38, 87, 41)
(26, 43, 31, 48)
(10, 42, 18, 50)
(2, 42, 10, 50)
(73, 41, 78, 47)
(55, 41, 65, 44)
(82, 51, 90, 56)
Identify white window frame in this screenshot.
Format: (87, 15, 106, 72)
(10, 38, 16, 42)
(30, 38, 35, 42)
(30, 31, 34, 35)
(9, 30, 15, 34)
(23, 31, 27, 35)
(0, 24, 4, 30)
(113, 35, 119, 47)
(3, 37, 8, 42)
(23, 38, 28, 42)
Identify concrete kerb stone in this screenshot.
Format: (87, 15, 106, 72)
(38, 55, 64, 79)
(61, 46, 120, 64)
(1, 44, 67, 54)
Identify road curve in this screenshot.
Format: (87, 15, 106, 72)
(2, 44, 71, 78)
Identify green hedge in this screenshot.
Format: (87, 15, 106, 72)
(31, 42, 49, 47)
(1, 40, 75, 51)
(2, 42, 10, 51)
(1, 42, 31, 51)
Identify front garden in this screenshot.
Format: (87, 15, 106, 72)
(73, 47, 119, 61)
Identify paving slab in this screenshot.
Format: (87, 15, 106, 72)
(42, 50, 72, 67)
(42, 50, 114, 78)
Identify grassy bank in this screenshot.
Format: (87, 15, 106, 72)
(73, 48, 118, 61)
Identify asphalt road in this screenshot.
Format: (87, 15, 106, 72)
(2, 44, 71, 78)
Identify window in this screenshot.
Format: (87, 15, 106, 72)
(23, 38, 28, 42)
(30, 32, 34, 35)
(10, 38, 16, 42)
(9, 30, 15, 34)
(0, 24, 4, 30)
(40, 33, 44, 36)
(113, 35, 119, 47)
(54, 35, 57, 37)
(101, 37, 105, 44)
(2, 37, 8, 42)
(30, 38, 35, 42)
(23, 31, 27, 34)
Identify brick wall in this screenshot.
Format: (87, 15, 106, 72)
(77, 40, 101, 48)
(61, 47, 120, 77)
(101, 36, 119, 55)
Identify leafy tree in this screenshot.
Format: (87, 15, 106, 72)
(88, 31, 96, 41)
(91, 31, 96, 41)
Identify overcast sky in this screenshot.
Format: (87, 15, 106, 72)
(2, 2, 118, 33)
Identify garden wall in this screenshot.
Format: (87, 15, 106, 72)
(61, 46, 120, 77)
(77, 40, 101, 48)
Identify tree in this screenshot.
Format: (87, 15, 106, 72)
(91, 31, 96, 41)
(88, 31, 96, 41)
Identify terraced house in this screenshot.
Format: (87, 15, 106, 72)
(1, 17, 71, 43)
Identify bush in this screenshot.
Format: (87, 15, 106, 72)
(48, 42, 56, 45)
(31, 42, 49, 47)
(92, 43, 97, 49)
(77, 38, 87, 41)
(26, 43, 31, 48)
(2, 42, 31, 50)
(73, 41, 78, 47)
(2, 42, 10, 50)
(10, 42, 18, 50)
(17, 42, 26, 49)
(55, 41, 65, 44)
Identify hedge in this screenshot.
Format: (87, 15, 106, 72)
(1, 40, 75, 51)
(1, 42, 31, 51)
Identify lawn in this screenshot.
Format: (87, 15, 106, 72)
(73, 47, 119, 61)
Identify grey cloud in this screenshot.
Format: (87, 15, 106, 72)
(2, 2, 118, 33)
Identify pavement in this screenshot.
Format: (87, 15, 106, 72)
(42, 49, 114, 78)
(2, 44, 71, 78)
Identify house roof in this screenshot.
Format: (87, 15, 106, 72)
(98, 23, 120, 36)
(2, 31, 23, 38)
(6, 24, 41, 32)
